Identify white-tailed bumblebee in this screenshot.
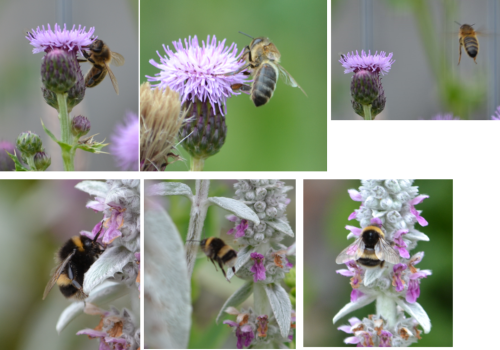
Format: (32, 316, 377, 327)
(336, 225, 400, 268)
(43, 226, 104, 300)
(194, 237, 237, 281)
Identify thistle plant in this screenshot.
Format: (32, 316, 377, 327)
(0, 141, 18, 171)
(339, 51, 394, 120)
(24, 24, 108, 171)
(7, 131, 52, 171)
(333, 180, 431, 347)
(146, 35, 249, 170)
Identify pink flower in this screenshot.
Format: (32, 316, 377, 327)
(110, 112, 139, 171)
(393, 229, 410, 258)
(409, 195, 429, 226)
(223, 320, 255, 349)
(250, 252, 266, 282)
(339, 50, 395, 75)
(392, 263, 407, 292)
(26, 23, 95, 54)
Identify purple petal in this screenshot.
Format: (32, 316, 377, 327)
(370, 217, 382, 226)
(344, 336, 361, 344)
(348, 317, 362, 325)
(336, 269, 355, 277)
(223, 320, 238, 328)
(346, 225, 362, 237)
(348, 211, 357, 220)
(76, 328, 107, 338)
(348, 189, 363, 201)
(338, 325, 353, 334)
(350, 289, 364, 302)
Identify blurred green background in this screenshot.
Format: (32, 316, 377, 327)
(304, 180, 453, 346)
(147, 180, 296, 348)
(140, 0, 327, 171)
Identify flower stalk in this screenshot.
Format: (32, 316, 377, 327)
(362, 104, 372, 121)
(56, 92, 75, 171)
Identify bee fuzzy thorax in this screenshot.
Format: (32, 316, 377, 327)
(336, 224, 400, 268)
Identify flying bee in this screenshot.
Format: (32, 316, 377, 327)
(456, 21, 479, 65)
(78, 39, 125, 95)
(189, 237, 237, 281)
(336, 225, 400, 268)
(43, 224, 105, 300)
(227, 32, 306, 107)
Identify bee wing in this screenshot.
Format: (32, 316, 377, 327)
(374, 238, 400, 264)
(42, 251, 74, 300)
(105, 62, 120, 95)
(110, 52, 125, 67)
(335, 238, 365, 264)
(277, 64, 307, 96)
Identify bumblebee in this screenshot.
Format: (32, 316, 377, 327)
(196, 237, 237, 281)
(336, 225, 400, 268)
(43, 225, 104, 300)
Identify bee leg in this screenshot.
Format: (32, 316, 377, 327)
(225, 62, 252, 76)
(231, 83, 252, 93)
(67, 264, 82, 290)
(209, 257, 219, 271)
(217, 258, 229, 282)
(458, 41, 462, 65)
(219, 261, 231, 283)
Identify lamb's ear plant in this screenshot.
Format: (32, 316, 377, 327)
(147, 180, 296, 349)
(55, 179, 142, 349)
(23, 24, 109, 171)
(333, 180, 431, 347)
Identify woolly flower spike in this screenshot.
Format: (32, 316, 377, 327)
(26, 23, 95, 54)
(146, 35, 249, 116)
(340, 50, 395, 76)
(334, 180, 432, 345)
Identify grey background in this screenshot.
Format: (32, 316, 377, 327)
(331, 0, 500, 120)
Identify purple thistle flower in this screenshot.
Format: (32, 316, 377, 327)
(431, 113, 460, 120)
(26, 23, 95, 54)
(146, 35, 249, 116)
(0, 141, 17, 171)
(250, 252, 266, 282)
(223, 320, 255, 349)
(492, 106, 500, 120)
(110, 112, 139, 171)
(339, 50, 395, 75)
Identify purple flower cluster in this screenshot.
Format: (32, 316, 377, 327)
(26, 23, 95, 54)
(339, 50, 395, 75)
(492, 106, 500, 120)
(110, 112, 139, 171)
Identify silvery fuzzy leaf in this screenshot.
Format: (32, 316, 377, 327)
(371, 210, 387, 218)
(208, 197, 260, 225)
(406, 229, 430, 241)
(226, 245, 253, 280)
(395, 299, 432, 334)
(146, 182, 194, 199)
(75, 181, 109, 197)
(363, 266, 386, 287)
(282, 186, 294, 193)
(264, 283, 292, 338)
(332, 294, 377, 324)
(215, 281, 253, 324)
(266, 219, 294, 237)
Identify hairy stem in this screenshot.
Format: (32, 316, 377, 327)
(363, 104, 372, 120)
(190, 157, 205, 171)
(376, 295, 397, 329)
(56, 92, 74, 171)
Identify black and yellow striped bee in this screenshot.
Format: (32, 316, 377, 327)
(43, 226, 104, 300)
(195, 237, 237, 281)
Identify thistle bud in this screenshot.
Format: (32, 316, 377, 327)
(33, 151, 51, 171)
(66, 64, 86, 111)
(41, 49, 77, 94)
(16, 131, 43, 156)
(71, 115, 91, 137)
(371, 81, 386, 118)
(351, 69, 380, 106)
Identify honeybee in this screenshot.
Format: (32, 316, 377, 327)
(79, 39, 125, 94)
(190, 237, 237, 281)
(456, 22, 479, 65)
(228, 32, 306, 107)
(336, 225, 400, 268)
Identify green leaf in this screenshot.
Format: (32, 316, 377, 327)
(266, 219, 294, 237)
(75, 135, 109, 154)
(264, 283, 292, 338)
(41, 119, 59, 143)
(6, 151, 28, 171)
(216, 281, 253, 324)
(147, 182, 194, 199)
(207, 197, 260, 225)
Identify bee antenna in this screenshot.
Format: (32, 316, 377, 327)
(454, 21, 462, 26)
(239, 31, 254, 39)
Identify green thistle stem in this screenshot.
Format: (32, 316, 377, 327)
(191, 157, 205, 171)
(26, 156, 37, 171)
(363, 104, 372, 120)
(56, 92, 74, 171)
